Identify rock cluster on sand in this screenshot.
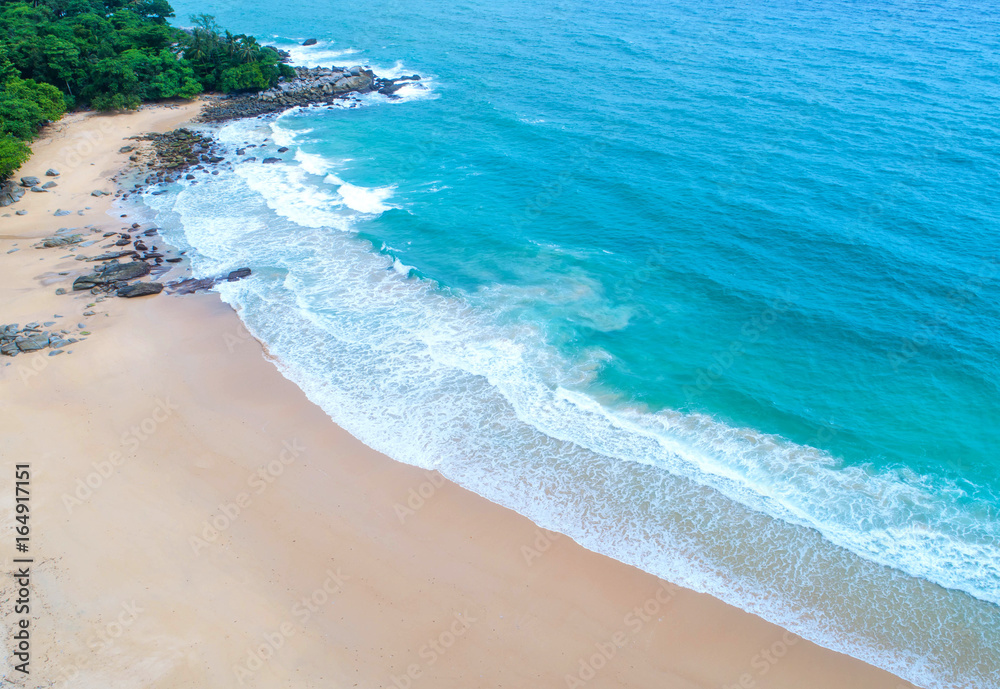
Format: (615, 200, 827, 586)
(0, 322, 80, 357)
(199, 66, 422, 122)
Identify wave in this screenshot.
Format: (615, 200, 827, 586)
(141, 114, 1000, 689)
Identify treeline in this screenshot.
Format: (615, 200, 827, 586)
(0, 0, 295, 179)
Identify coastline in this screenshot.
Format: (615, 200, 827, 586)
(0, 105, 914, 688)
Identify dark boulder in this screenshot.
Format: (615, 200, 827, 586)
(117, 282, 164, 298)
(167, 277, 218, 295)
(227, 267, 252, 282)
(73, 261, 151, 290)
(262, 157, 281, 164)
(20, 176, 40, 187)
(302, 38, 318, 46)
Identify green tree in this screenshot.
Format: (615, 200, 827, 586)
(0, 133, 31, 180)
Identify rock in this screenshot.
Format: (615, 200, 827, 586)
(302, 38, 318, 46)
(45, 168, 60, 176)
(48, 350, 64, 356)
(35, 234, 83, 248)
(134, 240, 149, 251)
(86, 250, 137, 262)
(1, 342, 18, 356)
(227, 267, 252, 282)
(55, 288, 67, 295)
(31, 186, 47, 193)
(20, 176, 40, 187)
(16, 333, 49, 351)
(167, 277, 217, 295)
(42, 181, 57, 189)
(117, 282, 164, 298)
(277, 147, 289, 153)
(0, 181, 26, 206)
(119, 145, 134, 153)
(165, 257, 183, 263)
(15, 210, 27, 216)
(91, 190, 108, 197)
(114, 238, 131, 246)
(73, 261, 151, 290)
(54, 209, 71, 216)
(262, 157, 281, 164)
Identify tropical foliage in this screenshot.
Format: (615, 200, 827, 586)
(0, 0, 294, 178)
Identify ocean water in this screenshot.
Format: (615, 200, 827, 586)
(148, 1, 1000, 686)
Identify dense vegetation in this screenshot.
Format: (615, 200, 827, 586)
(0, 0, 295, 179)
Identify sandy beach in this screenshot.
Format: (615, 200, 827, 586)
(0, 104, 915, 688)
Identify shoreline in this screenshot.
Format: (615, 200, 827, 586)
(0, 104, 915, 688)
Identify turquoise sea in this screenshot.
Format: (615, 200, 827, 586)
(147, 1, 999, 686)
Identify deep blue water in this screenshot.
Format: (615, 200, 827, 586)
(151, 0, 1000, 685)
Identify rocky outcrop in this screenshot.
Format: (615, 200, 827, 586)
(35, 234, 83, 248)
(167, 267, 252, 295)
(118, 282, 164, 298)
(199, 65, 421, 122)
(73, 261, 151, 291)
(302, 38, 318, 46)
(0, 323, 80, 357)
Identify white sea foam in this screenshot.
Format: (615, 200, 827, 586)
(283, 40, 361, 68)
(322, 174, 396, 213)
(296, 150, 334, 175)
(141, 116, 1000, 689)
